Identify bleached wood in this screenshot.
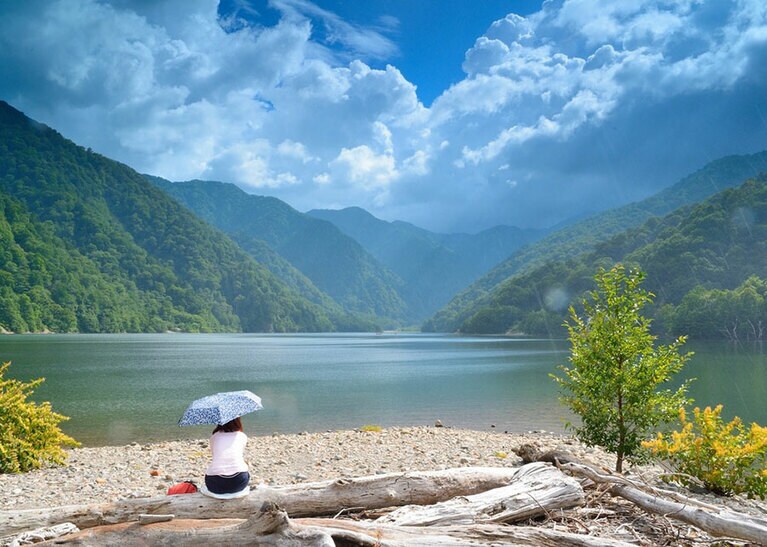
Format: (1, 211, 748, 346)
(33, 507, 635, 546)
(0, 466, 519, 536)
(42, 502, 335, 546)
(137, 513, 174, 525)
(562, 461, 767, 545)
(297, 517, 636, 546)
(377, 462, 585, 526)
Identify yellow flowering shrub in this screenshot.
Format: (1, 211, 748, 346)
(643, 405, 767, 498)
(0, 361, 80, 473)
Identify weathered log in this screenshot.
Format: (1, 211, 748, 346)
(37, 506, 635, 546)
(1, 522, 79, 547)
(377, 462, 584, 526)
(37, 502, 335, 546)
(0, 466, 519, 536)
(296, 517, 636, 546)
(562, 461, 767, 545)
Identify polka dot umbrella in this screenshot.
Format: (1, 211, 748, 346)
(178, 390, 263, 426)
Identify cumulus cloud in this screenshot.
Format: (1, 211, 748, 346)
(0, 0, 765, 232)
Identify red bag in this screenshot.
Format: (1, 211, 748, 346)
(167, 481, 198, 495)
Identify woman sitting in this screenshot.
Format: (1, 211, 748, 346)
(202, 417, 250, 498)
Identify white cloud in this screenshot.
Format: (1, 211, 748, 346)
(331, 145, 399, 192)
(0, 0, 765, 232)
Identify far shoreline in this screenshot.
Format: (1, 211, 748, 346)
(63, 421, 571, 449)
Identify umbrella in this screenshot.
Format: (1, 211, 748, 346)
(178, 390, 262, 426)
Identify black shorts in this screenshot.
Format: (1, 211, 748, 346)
(204, 471, 250, 494)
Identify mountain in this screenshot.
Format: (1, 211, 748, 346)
(306, 207, 544, 319)
(444, 174, 767, 338)
(426, 150, 767, 332)
(0, 100, 350, 333)
(148, 178, 409, 324)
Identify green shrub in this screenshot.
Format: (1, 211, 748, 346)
(643, 405, 767, 498)
(0, 361, 80, 473)
(552, 265, 692, 472)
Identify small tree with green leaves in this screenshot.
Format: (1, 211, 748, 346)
(0, 361, 79, 473)
(552, 264, 693, 472)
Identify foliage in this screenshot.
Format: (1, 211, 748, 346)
(643, 405, 767, 498)
(671, 276, 767, 340)
(0, 100, 342, 333)
(427, 175, 767, 339)
(150, 177, 410, 323)
(0, 361, 79, 473)
(427, 152, 767, 333)
(552, 265, 692, 472)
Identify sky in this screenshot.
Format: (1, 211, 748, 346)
(1, 1, 766, 233)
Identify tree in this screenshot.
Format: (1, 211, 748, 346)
(552, 264, 692, 472)
(0, 361, 79, 473)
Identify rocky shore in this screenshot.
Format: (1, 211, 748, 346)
(0, 426, 613, 511)
(5, 426, 767, 545)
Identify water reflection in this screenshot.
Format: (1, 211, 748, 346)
(0, 334, 762, 446)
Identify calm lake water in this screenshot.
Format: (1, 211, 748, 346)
(0, 333, 764, 446)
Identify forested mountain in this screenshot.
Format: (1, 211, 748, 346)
(441, 175, 767, 339)
(427, 151, 767, 332)
(148, 178, 409, 324)
(0, 100, 355, 333)
(307, 207, 544, 319)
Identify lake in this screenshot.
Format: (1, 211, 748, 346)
(0, 334, 764, 446)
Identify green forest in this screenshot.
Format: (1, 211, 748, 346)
(0, 101, 365, 333)
(440, 176, 767, 340)
(426, 151, 767, 334)
(148, 177, 408, 325)
(2, 97, 767, 338)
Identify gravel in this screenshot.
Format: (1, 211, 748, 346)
(0, 426, 616, 510)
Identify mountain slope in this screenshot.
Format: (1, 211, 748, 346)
(427, 150, 767, 332)
(0, 100, 339, 333)
(148, 178, 409, 323)
(307, 207, 543, 318)
(452, 174, 767, 338)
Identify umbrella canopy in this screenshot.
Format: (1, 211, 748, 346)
(178, 390, 262, 426)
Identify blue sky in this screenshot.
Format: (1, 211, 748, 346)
(217, 0, 544, 105)
(1, 0, 766, 232)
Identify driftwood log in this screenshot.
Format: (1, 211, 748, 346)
(377, 462, 584, 526)
(36, 502, 634, 546)
(0, 466, 529, 536)
(562, 461, 767, 545)
(10, 461, 767, 545)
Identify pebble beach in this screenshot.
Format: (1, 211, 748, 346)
(0, 426, 613, 511)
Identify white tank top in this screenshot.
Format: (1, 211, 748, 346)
(206, 431, 248, 476)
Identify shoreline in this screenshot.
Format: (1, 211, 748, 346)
(0, 426, 610, 512)
(6, 426, 767, 546)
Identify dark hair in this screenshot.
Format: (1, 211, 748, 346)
(213, 417, 243, 434)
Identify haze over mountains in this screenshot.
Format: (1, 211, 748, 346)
(1, 99, 767, 337)
(426, 151, 767, 333)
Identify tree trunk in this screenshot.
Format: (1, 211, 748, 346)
(0, 466, 521, 536)
(33, 503, 634, 546)
(562, 461, 767, 545)
(377, 462, 584, 526)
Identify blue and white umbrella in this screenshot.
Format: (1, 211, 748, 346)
(178, 390, 263, 426)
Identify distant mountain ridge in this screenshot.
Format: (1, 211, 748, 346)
(148, 178, 409, 324)
(307, 206, 544, 319)
(0, 100, 350, 333)
(426, 150, 767, 332)
(448, 174, 767, 338)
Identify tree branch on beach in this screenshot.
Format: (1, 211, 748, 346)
(0, 466, 544, 536)
(561, 461, 767, 545)
(6, 460, 767, 546)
